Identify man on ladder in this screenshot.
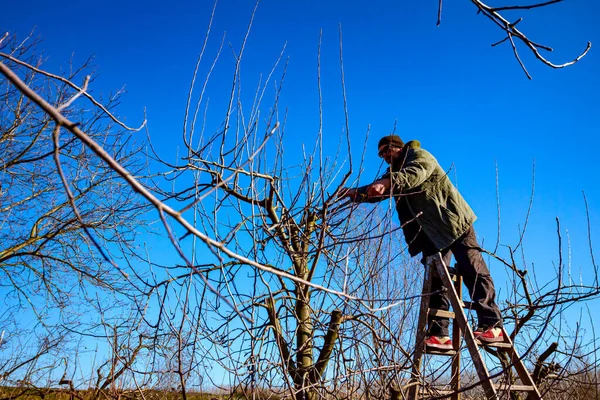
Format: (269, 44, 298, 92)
(338, 134, 504, 349)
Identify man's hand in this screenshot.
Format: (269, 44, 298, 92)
(336, 178, 390, 202)
(337, 187, 358, 200)
(367, 178, 391, 198)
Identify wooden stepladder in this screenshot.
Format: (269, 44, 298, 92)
(408, 253, 543, 400)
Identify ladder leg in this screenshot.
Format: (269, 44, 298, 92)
(501, 327, 543, 400)
(428, 253, 499, 400)
(408, 263, 433, 400)
(451, 275, 463, 400)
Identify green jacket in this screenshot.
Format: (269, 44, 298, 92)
(356, 140, 476, 256)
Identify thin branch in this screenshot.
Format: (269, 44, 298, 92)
(492, 0, 563, 12)
(468, 0, 591, 76)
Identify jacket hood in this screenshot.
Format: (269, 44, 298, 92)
(394, 140, 421, 163)
(404, 140, 421, 150)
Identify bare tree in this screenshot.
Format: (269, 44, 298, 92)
(0, 34, 148, 393)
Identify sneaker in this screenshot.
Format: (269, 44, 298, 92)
(425, 335, 453, 351)
(474, 327, 503, 343)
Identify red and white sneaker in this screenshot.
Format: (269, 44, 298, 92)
(474, 327, 503, 343)
(425, 335, 453, 351)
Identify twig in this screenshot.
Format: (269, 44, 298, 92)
(0, 32, 8, 47)
(57, 75, 90, 111)
(492, 0, 563, 12)
(508, 32, 532, 79)
(582, 191, 598, 287)
(515, 160, 535, 251)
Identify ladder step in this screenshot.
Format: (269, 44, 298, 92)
(428, 304, 473, 319)
(494, 383, 537, 392)
(428, 309, 455, 319)
(475, 340, 512, 349)
(420, 389, 454, 396)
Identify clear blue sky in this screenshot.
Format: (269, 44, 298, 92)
(3, 0, 599, 320)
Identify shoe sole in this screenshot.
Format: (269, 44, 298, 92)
(477, 337, 503, 343)
(426, 344, 453, 351)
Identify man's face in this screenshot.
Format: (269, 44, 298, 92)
(378, 144, 402, 165)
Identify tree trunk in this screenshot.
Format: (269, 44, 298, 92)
(295, 282, 314, 400)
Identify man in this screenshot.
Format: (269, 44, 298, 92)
(339, 135, 503, 350)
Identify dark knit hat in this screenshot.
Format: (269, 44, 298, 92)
(377, 135, 404, 149)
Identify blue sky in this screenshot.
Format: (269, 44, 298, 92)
(3, 0, 599, 334)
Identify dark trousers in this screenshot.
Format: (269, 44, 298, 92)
(425, 225, 503, 336)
